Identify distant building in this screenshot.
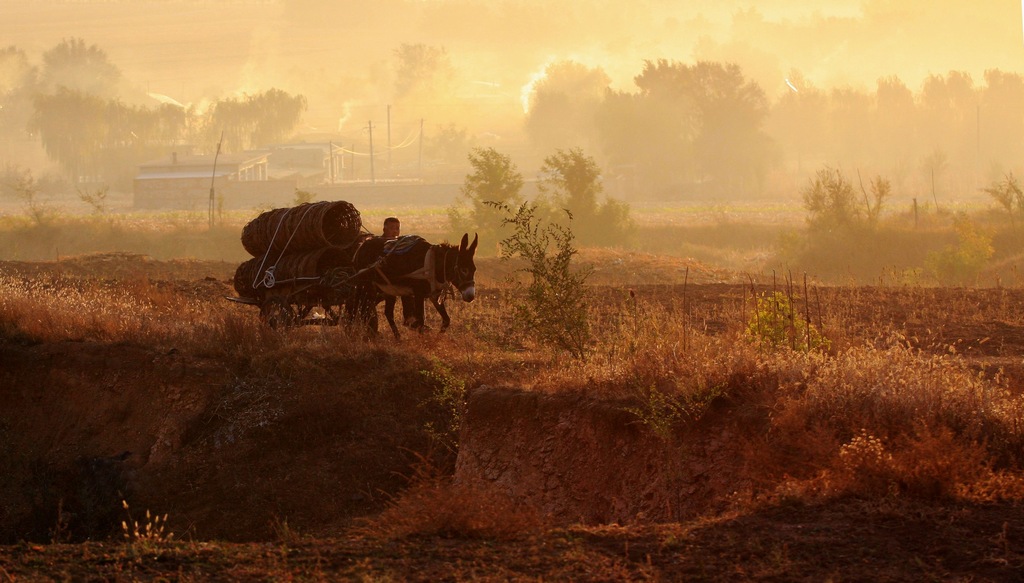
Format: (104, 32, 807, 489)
(133, 150, 296, 210)
(265, 142, 345, 187)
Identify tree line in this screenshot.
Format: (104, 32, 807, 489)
(0, 39, 306, 190)
(6, 37, 1024, 200)
(526, 60, 1024, 198)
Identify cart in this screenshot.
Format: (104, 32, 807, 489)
(225, 266, 359, 328)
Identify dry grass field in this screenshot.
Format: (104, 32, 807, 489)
(1, 218, 1024, 579)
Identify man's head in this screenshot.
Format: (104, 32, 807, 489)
(383, 217, 400, 239)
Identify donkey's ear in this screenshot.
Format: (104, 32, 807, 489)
(460, 233, 469, 251)
(469, 233, 478, 253)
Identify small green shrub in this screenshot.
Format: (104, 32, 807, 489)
(625, 383, 723, 440)
(925, 214, 993, 284)
(420, 358, 467, 453)
(746, 291, 829, 352)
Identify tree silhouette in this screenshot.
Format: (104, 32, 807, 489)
(206, 89, 307, 152)
(539, 148, 632, 245)
(979, 69, 1024, 166)
(31, 88, 108, 181)
(0, 47, 38, 140)
(449, 147, 524, 252)
(918, 71, 977, 172)
(39, 38, 121, 97)
(525, 60, 610, 152)
(766, 70, 829, 173)
(682, 61, 773, 193)
(598, 59, 772, 195)
(393, 43, 453, 101)
(32, 88, 189, 186)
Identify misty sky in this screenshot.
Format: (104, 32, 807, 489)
(6, 0, 1024, 138)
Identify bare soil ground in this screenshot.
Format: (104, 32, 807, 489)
(2, 499, 1023, 581)
(2, 252, 1024, 581)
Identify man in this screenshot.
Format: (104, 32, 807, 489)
(380, 216, 416, 326)
(383, 217, 400, 239)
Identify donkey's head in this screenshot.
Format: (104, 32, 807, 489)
(451, 233, 478, 302)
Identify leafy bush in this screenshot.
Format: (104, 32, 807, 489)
(745, 291, 829, 352)
(493, 201, 592, 360)
(537, 148, 634, 246)
(625, 383, 723, 440)
(0, 164, 58, 226)
(420, 358, 467, 454)
(802, 166, 863, 232)
(982, 173, 1024, 227)
(925, 214, 993, 284)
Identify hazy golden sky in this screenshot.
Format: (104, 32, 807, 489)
(6, 0, 1024, 134)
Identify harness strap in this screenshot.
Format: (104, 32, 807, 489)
(382, 248, 438, 289)
(373, 247, 458, 301)
(374, 263, 393, 286)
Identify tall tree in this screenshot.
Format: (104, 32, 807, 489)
(766, 70, 829, 174)
(684, 61, 773, 193)
(39, 38, 121, 97)
(596, 60, 698, 195)
(827, 86, 874, 168)
(873, 75, 917, 185)
(393, 43, 454, 102)
(206, 89, 307, 152)
(979, 69, 1024, 170)
(598, 59, 773, 196)
(31, 88, 108, 181)
(0, 46, 38, 139)
(525, 60, 610, 152)
(919, 72, 976, 161)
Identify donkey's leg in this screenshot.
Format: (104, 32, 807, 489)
(414, 296, 427, 331)
(400, 295, 417, 327)
(383, 295, 401, 339)
(429, 297, 451, 330)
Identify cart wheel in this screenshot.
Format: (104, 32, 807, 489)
(261, 299, 296, 329)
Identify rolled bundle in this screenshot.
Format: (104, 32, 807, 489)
(233, 246, 354, 299)
(240, 201, 363, 257)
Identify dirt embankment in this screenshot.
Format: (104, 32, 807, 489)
(456, 386, 744, 525)
(0, 335, 450, 542)
(0, 339, 746, 542)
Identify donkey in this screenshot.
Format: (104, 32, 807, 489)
(350, 233, 478, 338)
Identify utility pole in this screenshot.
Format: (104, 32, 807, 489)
(977, 104, 981, 189)
(418, 118, 424, 179)
(208, 130, 223, 229)
(387, 104, 392, 176)
(329, 141, 335, 184)
(368, 121, 376, 184)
